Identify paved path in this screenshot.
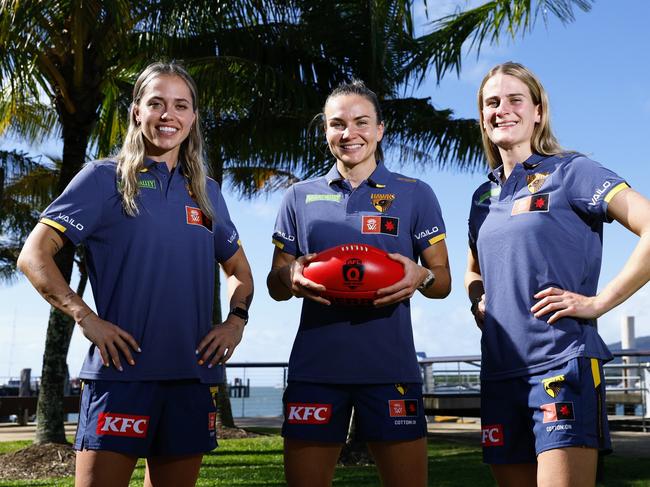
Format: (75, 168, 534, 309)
(2, 417, 649, 458)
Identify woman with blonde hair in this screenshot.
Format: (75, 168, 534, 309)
(18, 61, 253, 487)
(465, 61, 650, 486)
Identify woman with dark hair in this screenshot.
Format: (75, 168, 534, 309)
(267, 79, 451, 487)
(18, 62, 253, 487)
(466, 61, 650, 486)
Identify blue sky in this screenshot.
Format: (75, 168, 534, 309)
(2, 0, 650, 381)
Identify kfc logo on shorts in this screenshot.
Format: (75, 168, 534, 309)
(185, 206, 213, 232)
(286, 403, 332, 424)
(389, 399, 418, 417)
(208, 412, 217, 431)
(96, 412, 149, 438)
(481, 424, 504, 447)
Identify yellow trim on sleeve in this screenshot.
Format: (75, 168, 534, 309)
(237, 239, 242, 247)
(428, 233, 446, 246)
(591, 358, 601, 388)
(40, 217, 67, 233)
(272, 238, 285, 250)
(604, 182, 630, 203)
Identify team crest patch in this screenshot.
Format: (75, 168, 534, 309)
(542, 375, 565, 398)
(371, 193, 395, 213)
(362, 215, 398, 236)
(186, 206, 213, 232)
(527, 172, 550, 193)
(395, 384, 408, 396)
(511, 193, 549, 215)
(541, 402, 575, 423)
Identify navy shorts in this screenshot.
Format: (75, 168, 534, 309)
(480, 357, 611, 464)
(281, 382, 427, 443)
(74, 380, 218, 457)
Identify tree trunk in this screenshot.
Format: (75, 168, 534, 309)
(35, 112, 92, 444)
(35, 244, 76, 444)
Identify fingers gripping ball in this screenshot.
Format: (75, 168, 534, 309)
(303, 244, 405, 305)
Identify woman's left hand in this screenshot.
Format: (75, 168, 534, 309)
(373, 253, 428, 307)
(196, 316, 245, 368)
(531, 287, 603, 324)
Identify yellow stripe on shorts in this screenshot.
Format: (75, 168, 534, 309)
(591, 358, 601, 388)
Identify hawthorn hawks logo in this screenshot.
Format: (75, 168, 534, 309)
(371, 193, 396, 213)
(542, 375, 565, 398)
(342, 258, 365, 289)
(527, 172, 550, 193)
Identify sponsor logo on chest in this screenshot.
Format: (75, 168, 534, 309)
(305, 194, 342, 204)
(361, 215, 399, 236)
(511, 193, 550, 216)
(481, 424, 504, 446)
(286, 403, 332, 424)
(96, 412, 150, 438)
(185, 206, 213, 232)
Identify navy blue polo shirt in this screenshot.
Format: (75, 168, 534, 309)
(468, 153, 628, 380)
(40, 159, 241, 383)
(272, 162, 447, 384)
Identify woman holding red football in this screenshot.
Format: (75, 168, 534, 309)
(267, 80, 451, 487)
(465, 62, 650, 486)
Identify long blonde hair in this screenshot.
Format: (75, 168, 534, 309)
(116, 62, 213, 218)
(477, 62, 563, 169)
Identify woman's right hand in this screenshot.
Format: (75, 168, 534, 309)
(289, 254, 331, 305)
(78, 313, 140, 371)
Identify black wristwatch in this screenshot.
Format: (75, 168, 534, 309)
(228, 306, 249, 326)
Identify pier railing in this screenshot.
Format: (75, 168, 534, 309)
(2, 351, 649, 427)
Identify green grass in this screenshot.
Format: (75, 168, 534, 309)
(1, 436, 649, 486)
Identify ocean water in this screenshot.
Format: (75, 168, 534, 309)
(230, 386, 284, 418)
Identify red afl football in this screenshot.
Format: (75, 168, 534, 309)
(303, 244, 405, 305)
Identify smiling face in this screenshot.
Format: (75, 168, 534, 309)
(324, 94, 384, 171)
(481, 73, 541, 159)
(133, 74, 196, 164)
